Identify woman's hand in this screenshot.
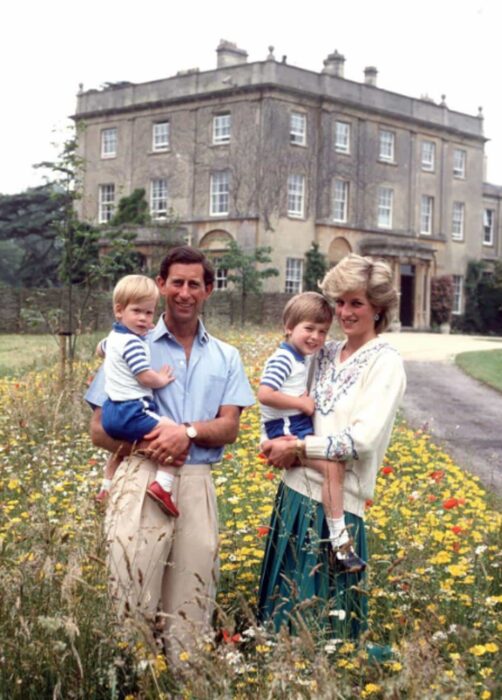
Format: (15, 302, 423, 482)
(261, 435, 298, 470)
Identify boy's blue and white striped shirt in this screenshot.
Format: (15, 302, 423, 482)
(103, 322, 154, 401)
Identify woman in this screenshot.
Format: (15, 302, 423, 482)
(258, 253, 406, 640)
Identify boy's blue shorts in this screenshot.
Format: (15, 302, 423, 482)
(102, 396, 160, 442)
(264, 412, 313, 440)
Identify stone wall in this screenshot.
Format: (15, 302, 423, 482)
(0, 288, 291, 333)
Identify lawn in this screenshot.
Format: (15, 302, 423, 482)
(456, 349, 502, 393)
(0, 328, 500, 698)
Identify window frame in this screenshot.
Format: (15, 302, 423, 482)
(333, 179, 349, 223)
(287, 174, 305, 218)
(152, 121, 170, 151)
(150, 178, 168, 219)
(483, 208, 494, 246)
(210, 170, 230, 216)
(379, 129, 395, 163)
(421, 140, 436, 172)
(453, 148, 466, 178)
(420, 194, 434, 235)
(452, 275, 463, 315)
(285, 257, 303, 294)
(377, 186, 393, 229)
(290, 111, 307, 146)
(334, 120, 351, 154)
(451, 201, 465, 241)
(101, 127, 117, 159)
(211, 256, 229, 290)
(212, 113, 231, 145)
(98, 183, 115, 223)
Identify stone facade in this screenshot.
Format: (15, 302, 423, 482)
(73, 41, 499, 328)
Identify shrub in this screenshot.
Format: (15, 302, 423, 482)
(430, 275, 454, 326)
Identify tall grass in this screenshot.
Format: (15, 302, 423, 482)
(0, 329, 500, 698)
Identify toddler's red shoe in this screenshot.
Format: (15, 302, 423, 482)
(147, 481, 180, 518)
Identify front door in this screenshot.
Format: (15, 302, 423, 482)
(400, 264, 415, 327)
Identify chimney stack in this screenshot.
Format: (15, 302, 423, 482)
(216, 40, 248, 68)
(323, 50, 345, 77)
(364, 66, 378, 86)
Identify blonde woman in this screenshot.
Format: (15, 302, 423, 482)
(258, 254, 406, 641)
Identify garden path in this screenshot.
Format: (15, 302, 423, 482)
(381, 332, 502, 496)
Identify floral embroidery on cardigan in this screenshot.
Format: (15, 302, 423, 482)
(314, 340, 394, 416)
(326, 428, 359, 461)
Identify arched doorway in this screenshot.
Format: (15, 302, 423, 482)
(328, 237, 352, 267)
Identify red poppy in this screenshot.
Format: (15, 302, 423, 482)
(451, 525, 463, 535)
(430, 470, 445, 483)
(257, 452, 267, 461)
(381, 466, 394, 475)
(427, 494, 437, 502)
(257, 526, 270, 537)
(222, 629, 241, 644)
(443, 497, 460, 510)
(264, 472, 275, 480)
(365, 499, 374, 509)
(452, 541, 461, 553)
(88, 458, 98, 466)
(224, 453, 233, 460)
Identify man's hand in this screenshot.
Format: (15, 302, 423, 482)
(142, 422, 190, 465)
(261, 435, 298, 470)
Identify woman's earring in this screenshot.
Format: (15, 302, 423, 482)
(374, 313, 380, 321)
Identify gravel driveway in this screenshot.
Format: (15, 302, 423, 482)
(381, 333, 502, 496)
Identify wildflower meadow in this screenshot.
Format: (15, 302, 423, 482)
(0, 328, 500, 699)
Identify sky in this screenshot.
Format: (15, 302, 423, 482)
(1, 0, 500, 195)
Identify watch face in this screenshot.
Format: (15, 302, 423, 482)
(186, 424, 197, 439)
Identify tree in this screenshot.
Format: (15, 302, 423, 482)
(303, 242, 327, 291)
(110, 188, 150, 226)
(0, 185, 69, 287)
(217, 240, 279, 324)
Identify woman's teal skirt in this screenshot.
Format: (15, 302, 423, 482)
(257, 482, 368, 639)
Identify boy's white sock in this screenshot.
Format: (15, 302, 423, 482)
(326, 515, 350, 549)
(101, 478, 112, 491)
(155, 470, 174, 494)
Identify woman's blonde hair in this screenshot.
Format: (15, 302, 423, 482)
(320, 254, 398, 333)
(113, 274, 159, 309)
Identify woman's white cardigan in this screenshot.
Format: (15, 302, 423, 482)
(283, 337, 406, 518)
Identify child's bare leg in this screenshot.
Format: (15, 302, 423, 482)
(310, 459, 350, 549)
(97, 453, 122, 501)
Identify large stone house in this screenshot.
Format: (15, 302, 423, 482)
(74, 41, 501, 328)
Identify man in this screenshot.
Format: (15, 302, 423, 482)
(86, 246, 254, 659)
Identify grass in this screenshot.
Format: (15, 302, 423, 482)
(456, 349, 502, 393)
(0, 328, 500, 698)
(0, 332, 103, 378)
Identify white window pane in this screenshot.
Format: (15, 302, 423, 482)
(421, 141, 435, 171)
(101, 128, 117, 158)
(453, 149, 466, 177)
(150, 179, 168, 218)
(379, 130, 394, 161)
(483, 208, 494, 245)
(285, 258, 303, 293)
(290, 112, 306, 145)
(335, 121, 350, 153)
(210, 171, 230, 215)
(452, 202, 464, 240)
(153, 121, 169, 150)
(213, 114, 231, 144)
(377, 187, 393, 228)
(333, 179, 348, 222)
(452, 275, 463, 314)
(420, 195, 433, 234)
(287, 175, 305, 217)
(99, 184, 115, 223)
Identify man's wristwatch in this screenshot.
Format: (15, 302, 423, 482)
(183, 422, 198, 441)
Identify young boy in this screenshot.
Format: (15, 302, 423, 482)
(257, 291, 366, 573)
(96, 274, 180, 517)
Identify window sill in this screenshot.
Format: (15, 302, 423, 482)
(290, 140, 307, 148)
(378, 158, 397, 166)
(334, 148, 351, 156)
(482, 241, 494, 247)
(149, 148, 170, 155)
(101, 154, 117, 160)
(287, 213, 305, 220)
